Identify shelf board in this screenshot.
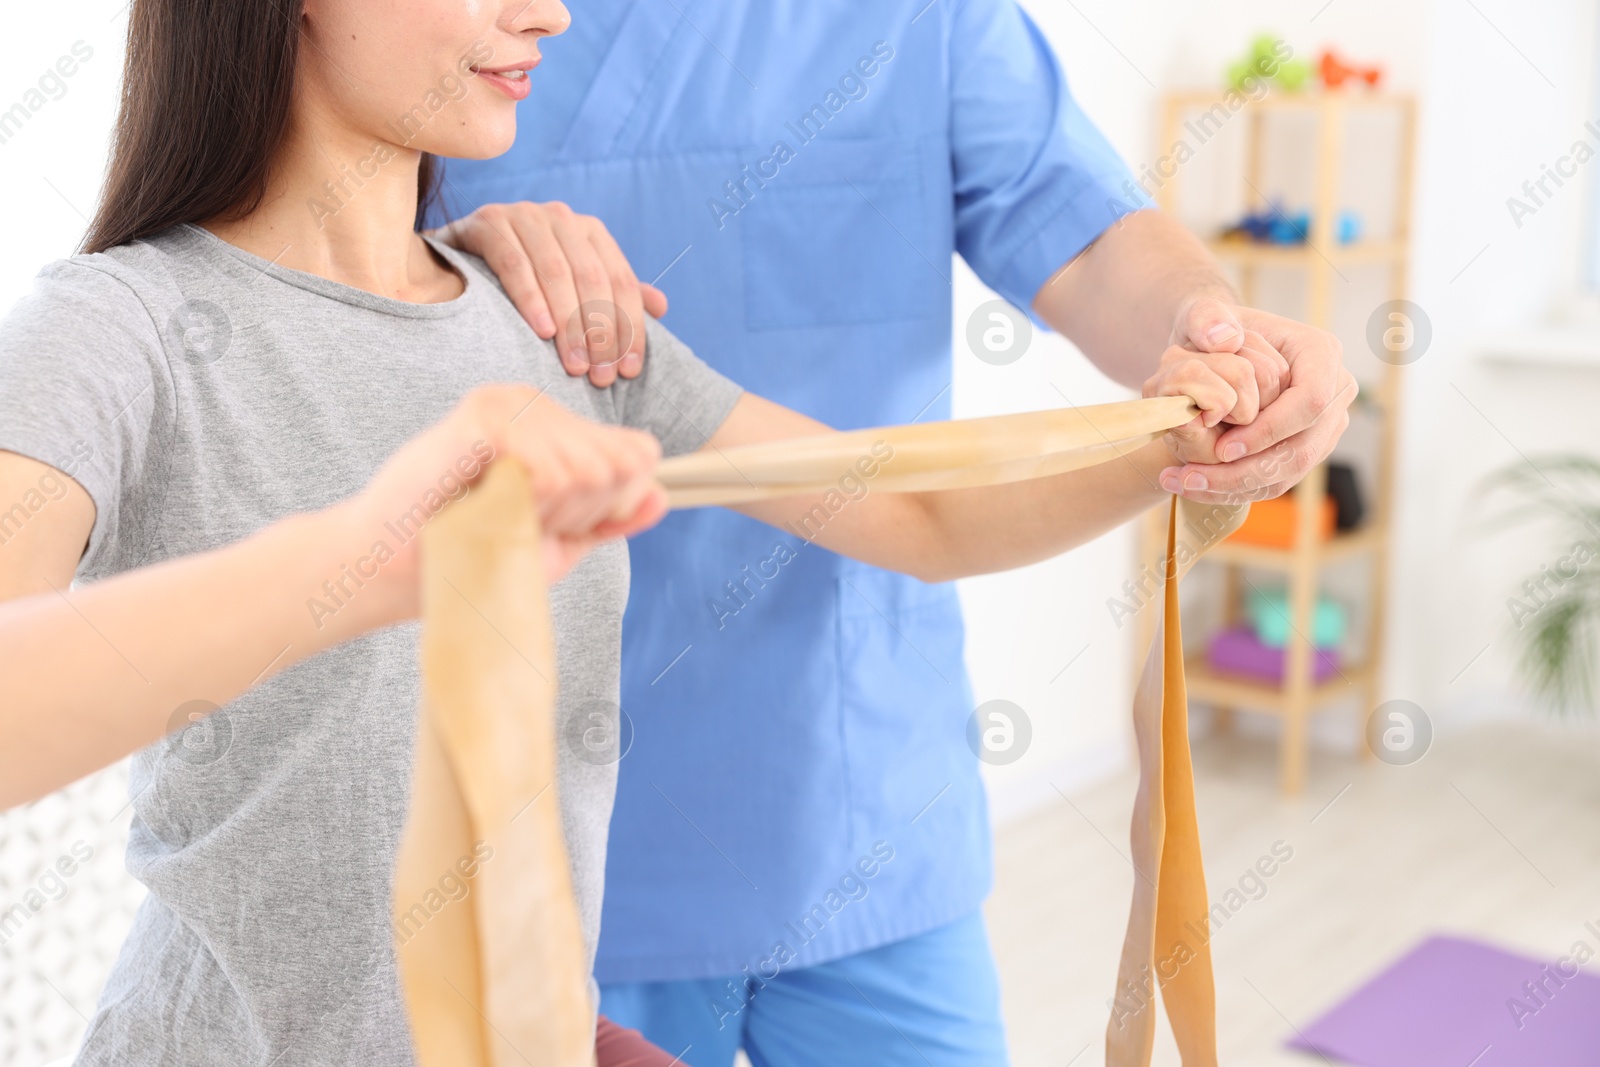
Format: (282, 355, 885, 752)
(1166, 89, 1411, 114)
(1204, 525, 1382, 570)
(1206, 238, 1406, 267)
(1475, 326, 1600, 371)
(1184, 654, 1372, 715)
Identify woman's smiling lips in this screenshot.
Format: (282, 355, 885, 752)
(475, 59, 539, 101)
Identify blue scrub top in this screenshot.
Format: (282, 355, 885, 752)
(438, 0, 1147, 984)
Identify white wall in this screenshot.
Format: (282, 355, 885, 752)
(968, 0, 1600, 822)
(967, 0, 1439, 818)
(0, 6, 122, 288)
(1394, 0, 1600, 721)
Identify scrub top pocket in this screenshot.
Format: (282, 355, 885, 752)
(740, 137, 939, 332)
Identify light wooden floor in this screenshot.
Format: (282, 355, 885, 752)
(34, 721, 1600, 1067)
(986, 719, 1600, 1066)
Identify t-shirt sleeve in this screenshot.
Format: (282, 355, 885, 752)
(615, 318, 744, 458)
(948, 0, 1152, 316)
(0, 259, 172, 574)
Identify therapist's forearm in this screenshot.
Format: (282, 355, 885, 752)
(761, 439, 1177, 584)
(1032, 210, 1235, 389)
(717, 393, 1185, 584)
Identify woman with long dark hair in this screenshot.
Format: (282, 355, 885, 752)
(0, 0, 1281, 1062)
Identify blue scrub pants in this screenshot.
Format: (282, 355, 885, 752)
(598, 911, 1010, 1067)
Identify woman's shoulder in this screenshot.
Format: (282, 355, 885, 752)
(0, 230, 221, 413)
(11, 226, 198, 337)
(1, 226, 264, 376)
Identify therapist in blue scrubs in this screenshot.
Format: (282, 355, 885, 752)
(434, 2, 1352, 1063)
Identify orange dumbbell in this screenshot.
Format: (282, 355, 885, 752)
(1319, 49, 1383, 90)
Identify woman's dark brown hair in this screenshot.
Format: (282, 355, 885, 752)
(83, 0, 438, 254)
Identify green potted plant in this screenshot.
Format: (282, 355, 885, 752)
(1482, 456, 1600, 713)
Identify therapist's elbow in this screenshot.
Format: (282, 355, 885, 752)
(900, 541, 973, 585)
(916, 567, 966, 586)
(911, 557, 999, 585)
(889, 498, 978, 584)
(843, 543, 955, 585)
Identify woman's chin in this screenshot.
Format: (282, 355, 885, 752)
(429, 127, 518, 163)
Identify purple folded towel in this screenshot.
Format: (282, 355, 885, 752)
(1206, 626, 1339, 683)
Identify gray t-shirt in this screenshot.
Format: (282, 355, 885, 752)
(0, 224, 742, 1066)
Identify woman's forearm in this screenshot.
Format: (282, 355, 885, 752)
(0, 504, 398, 807)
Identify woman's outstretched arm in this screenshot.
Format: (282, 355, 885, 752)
(0, 492, 385, 807)
(0, 386, 666, 809)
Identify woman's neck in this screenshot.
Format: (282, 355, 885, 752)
(204, 114, 462, 304)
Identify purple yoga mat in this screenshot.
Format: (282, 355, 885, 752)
(1289, 933, 1600, 1066)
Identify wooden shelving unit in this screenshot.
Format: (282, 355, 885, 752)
(1140, 90, 1416, 794)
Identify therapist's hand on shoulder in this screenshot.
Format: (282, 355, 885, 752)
(1159, 296, 1359, 505)
(432, 201, 667, 387)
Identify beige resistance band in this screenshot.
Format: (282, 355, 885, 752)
(392, 395, 1245, 1067)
